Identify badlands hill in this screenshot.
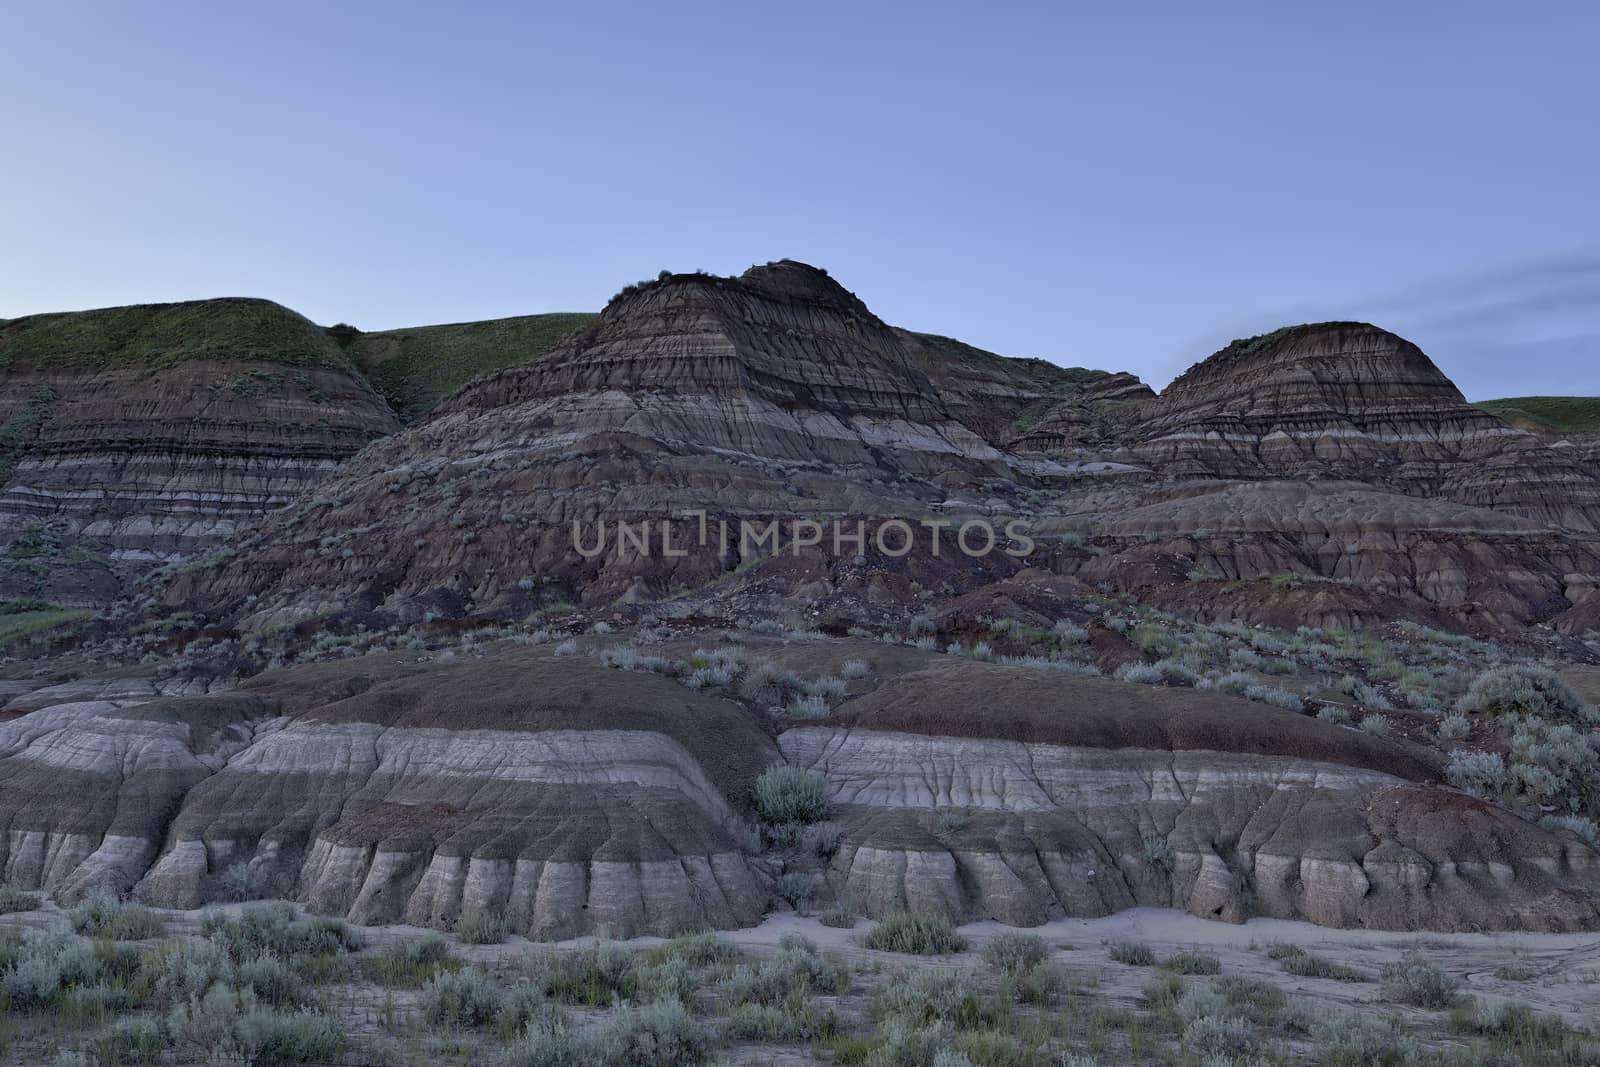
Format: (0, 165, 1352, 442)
(0, 299, 398, 609)
(0, 260, 1597, 954)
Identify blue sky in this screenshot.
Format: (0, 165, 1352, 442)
(3, 1, 1596, 398)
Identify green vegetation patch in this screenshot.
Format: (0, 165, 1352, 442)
(0, 605, 94, 648)
(1476, 396, 1600, 434)
(352, 312, 596, 419)
(0, 298, 354, 372)
(905, 330, 1110, 387)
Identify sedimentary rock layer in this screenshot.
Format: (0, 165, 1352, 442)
(1058, 481, 1600, 629)
(163, 263, 1057, 626)
(1133, 323, 1600, 530)
(771, 656, 1599, 930)
(0, 300, 397, 560)
(0, 652, 775, 938)
(781, 729, 1599, 931)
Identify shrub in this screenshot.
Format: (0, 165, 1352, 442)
(800, 821, 842, 857)
(1437, 713, 1472, 741)
(871, 969, 1003, 1029)
(1183, 1012, 1256, 1058)
(421, 967, 506, 1026)
(1317, 706, 1352, 725)
(841, 659, 870, 679)
(685, 664, 736, 689)
(166, 982, 344, 1065)
(1316, 1013, 1432, 1065)
(743, 661, 807, 706)
(1380, 957, 1461, 1008)
(722, 996, 840, 1041)
(148, 936, 235, 1005)
(553, 639, 577, 656)
(1108, 940, 1155, 966)
(1160, 950, 1220, 975)
(220, 862, 272, 902)
(1359, 714, 1392, 737)
(1446, 750, 1507, 797)
(596, 996, 714, 1066)
(1448, 997, 1579, 1054)
(1227, 648, 1264, 670)
(932, 810, 968, 836)
(752, 766, 830, 825)
(532, 940, 638, 1006)
(785, 694, 832, 719)
(1244, 684, 1304, 711)
(1337, 675, 1395, 710)
(454, 910, 508, 945)
(1116, 663, 1163, 685)
(819, 908, 857, 929)
(1052, 621, 1089, 644)
(1139, 836, 1173, 869)
(93, 1019, 165, 1065)
(69, 894, 165, 941)
(776, 872, 815, 911)
(236, 952, 311, 1008)
(1457, 666, 1589, 721)
(0, 886, 40, 914)
(1209, 671, 1253, 695)
(1267, 943, 1366, 981)
(360, 933, 458, 987)
(863, 912, 966, 955)
(201, 904, 361, 964)
(718, 934, 848, 1007)
(980, 932, 1047, 975)
(601, 646, 679, 674)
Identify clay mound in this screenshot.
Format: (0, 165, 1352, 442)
(0, 649, 775, 938)
(0, 299, 397, 567)
(827, 655, 1433, 778)
(778, 657, 1600, 931)
(1134, 323, 1600, 530)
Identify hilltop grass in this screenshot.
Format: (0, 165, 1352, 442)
(904, 329, 1110, 387)
(353, 312, 596, 419)
(0, 298, 355, 372)
(1475, 396, 1600, 434)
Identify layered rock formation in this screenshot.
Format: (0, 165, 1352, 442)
(0, 299, 397, 564)
(896, 329, 1142, 448)
(0, 650, 774, 938)
(163, 262, 1053, 627)
(3, 645, 1593, 935)
(1133, 323, 1600, 531)
(1055, 481, 1600, 629)
(781, 657, 1600, 932)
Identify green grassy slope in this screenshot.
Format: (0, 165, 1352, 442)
(0, 298, 353, 371)
(351, 313, 597, 420)
(1475, 396, 1600, 434)
(902, 329, 1111, 388)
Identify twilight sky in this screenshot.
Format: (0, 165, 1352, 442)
(3, 1, 1596, 399)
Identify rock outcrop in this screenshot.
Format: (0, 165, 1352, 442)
(0, 650, 774, 938)
(1132, 323, 1600, 531)
(4, 646, 1593, 935)
(782, 657, 1600, 932)
(163, 263, 1057, 627)
(1057, 481, 1600, 629)
(0, 299, 398, 565)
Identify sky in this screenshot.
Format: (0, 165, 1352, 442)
(2, 1, 1596, 399)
